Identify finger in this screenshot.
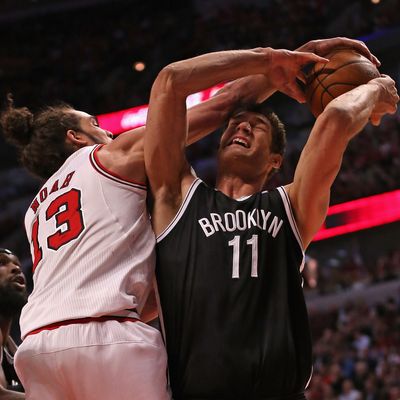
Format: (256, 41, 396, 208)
(371, 54, 381, 67)
(284, 82, 306, 104)
(320, 38, 381, 66)
(296, 71, 307, 85)
(301, 53, 329, 65)
(389, 103, 398, 114)
(370, 116, 381, 126)
(345, 39, 381, 66)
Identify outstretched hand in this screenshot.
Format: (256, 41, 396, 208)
(296, 37, 380, 67)
(268, 49, 328, 103)
(368, 75, 399, 126)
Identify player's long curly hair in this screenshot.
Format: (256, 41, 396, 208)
(0, 95, 81, 179)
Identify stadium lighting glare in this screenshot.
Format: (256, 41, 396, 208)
(133, 61, 146, 72)
(313, 190, 400, 241)
(97, 84, 224, 133)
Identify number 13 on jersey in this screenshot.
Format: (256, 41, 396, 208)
(31, 189, 85, 271)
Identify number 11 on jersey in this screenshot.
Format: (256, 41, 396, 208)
(228, 234, 259, 279)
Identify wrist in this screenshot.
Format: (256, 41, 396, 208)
(262, 47, 275, 71)
(366, 79, 382, 92)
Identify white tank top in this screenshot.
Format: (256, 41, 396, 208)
(20, 145, 155, 338)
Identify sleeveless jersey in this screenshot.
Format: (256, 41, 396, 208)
(1, 339, 24, 392)
(156, 178, 312, 400)
(20, 144, 155, 338)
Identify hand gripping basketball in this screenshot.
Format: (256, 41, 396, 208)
(304, 48, 381, 117)
(369, 75, 399, 126)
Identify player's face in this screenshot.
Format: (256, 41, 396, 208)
(0, 252, 27, 294)
(73, 111, 113, 145)
(218, 111, 275, 169)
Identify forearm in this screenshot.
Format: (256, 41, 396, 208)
(159, 48, 272, 99)
(214, 73, 277, 105)
(186, 74, 276, 145)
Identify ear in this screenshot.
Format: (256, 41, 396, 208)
(65, 129, 89, 148)
(270, 153, 283, 170)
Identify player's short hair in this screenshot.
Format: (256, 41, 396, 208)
(0, 94, 81, 179)
(227, 102, 286, 156)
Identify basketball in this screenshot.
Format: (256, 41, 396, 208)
(304, 48, 380, 117)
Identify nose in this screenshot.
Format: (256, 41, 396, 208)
(10, 263, 22, 275)
(236, 121, 251, 134)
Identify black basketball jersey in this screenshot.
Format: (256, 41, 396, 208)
(156, 178, 312, 400)
(1, 340, 24, 392)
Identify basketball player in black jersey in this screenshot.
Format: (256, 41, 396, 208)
(0, 249, 27, 399)
(144, 42, 398, 399)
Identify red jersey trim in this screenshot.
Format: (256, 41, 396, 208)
(90, 145, 147, 190)
(26, 315, 139, 336)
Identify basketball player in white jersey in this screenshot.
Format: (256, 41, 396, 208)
(0, 37, 379, 400)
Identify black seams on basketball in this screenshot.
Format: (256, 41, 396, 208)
(304, 49, 380, 117)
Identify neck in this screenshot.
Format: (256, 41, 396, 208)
(216, 172, 266, 199)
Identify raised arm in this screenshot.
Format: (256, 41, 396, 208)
(99, 37, 377, 185)
(286, 75, 399, 248)
(187, 36, 382, 145)
(96, 74, 277, 184)
(144, 48, 328, 235)
(186, 74, 277, 145)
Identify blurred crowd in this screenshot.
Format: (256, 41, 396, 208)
(304, 247, 400, 296)
(307, 295, 400, 399)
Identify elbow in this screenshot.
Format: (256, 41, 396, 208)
(320, 102, 353, 126)
(152, 63, 189, 98)
(318, 102, 355, 138)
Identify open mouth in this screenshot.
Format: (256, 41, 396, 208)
(11, 275, 26, 290)
(230, 136, 250, 148)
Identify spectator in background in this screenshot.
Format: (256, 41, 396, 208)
(0, 248, 26, 399)
(308, 295, 400, 399)
(338, 379, 362, 400)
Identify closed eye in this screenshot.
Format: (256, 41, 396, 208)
(254, 124, 268, 132)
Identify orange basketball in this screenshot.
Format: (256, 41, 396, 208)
(305, 49, 380, 117)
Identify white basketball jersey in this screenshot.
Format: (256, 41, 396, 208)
(20, 145, 155, 338)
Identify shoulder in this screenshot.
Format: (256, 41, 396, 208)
(94, 128, 146, 184)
